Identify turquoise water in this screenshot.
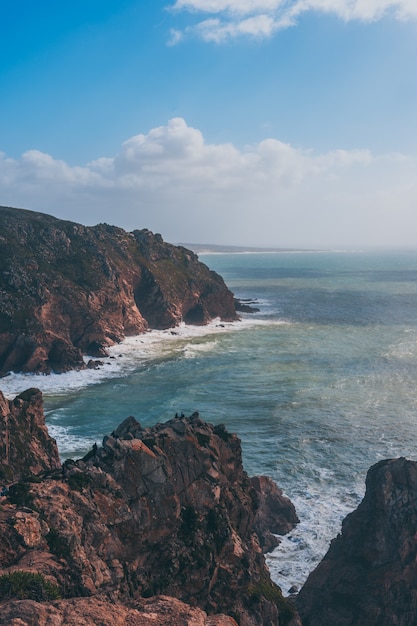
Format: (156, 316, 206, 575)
(3, 249, 417, 592)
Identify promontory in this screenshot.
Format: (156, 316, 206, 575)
(0, 206, 238, 376)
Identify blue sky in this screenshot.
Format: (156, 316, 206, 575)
(1, 0, 417, 248)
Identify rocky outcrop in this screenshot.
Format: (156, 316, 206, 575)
(0, 388, 60, 484)
(0, 596, 238, 625)
(251, 476, 299, 552)
(297, 457, 417, 626)
(0, 206, 238, 376)
(0, 389, 300, 626)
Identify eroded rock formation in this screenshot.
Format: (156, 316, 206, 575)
(297, 457, 417, 626)
(0, 388, 300, 626)
(0, 206, 238, 376)
(0, 388, 60, 484)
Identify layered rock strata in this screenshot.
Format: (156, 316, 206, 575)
(0, 388, 300, 626)
(0, 206, 238, 376)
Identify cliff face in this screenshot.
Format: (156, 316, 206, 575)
(0, 206, 238, 376)
(297, 457, 417, 626)
(7, 387, 417, 625)
(0, 389, 61, 483)
(0, 388, 300, 626)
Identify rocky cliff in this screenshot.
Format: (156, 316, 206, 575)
(0, 388, 61, 484)
(4, 387, 417, 625)
(0, 388, 300, 626)
(0, 206, 238, 376)
(297, 457, 417, 626)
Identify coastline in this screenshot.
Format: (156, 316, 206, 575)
(0, 316, 287, 400)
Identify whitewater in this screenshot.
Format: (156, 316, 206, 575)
(3, 249, 417, 594)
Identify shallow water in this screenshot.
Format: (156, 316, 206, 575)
(3, 249, 417, 593)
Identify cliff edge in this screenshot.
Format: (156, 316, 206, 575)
(0, 388, 300, 626)
(297, 457, 417, 626)
(0, 206, 238, 376)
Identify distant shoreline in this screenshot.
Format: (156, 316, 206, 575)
(179, 243, 321, 254)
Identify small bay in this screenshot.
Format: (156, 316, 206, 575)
(3, 249, 417, 593)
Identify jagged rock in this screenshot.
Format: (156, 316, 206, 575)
(297, 457, 417, 626)
(0, 596, 239, 625)
(0, 206, 238, 376)
(0, 388, 61, 484)
(0, 390, 300, 626)
(251, 476, 299, 552)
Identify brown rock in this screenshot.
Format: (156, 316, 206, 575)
(0, 206, 238, 376)
(0, 596, 238, 625)
(13, 511, 43, 549)
(251, 475, 299, 552)
(297, 457, 417, 626)
(0, 388, 60, 483)
(0, 393, 300, 626)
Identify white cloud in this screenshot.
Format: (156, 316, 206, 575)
(168, 0, 417, 42)
(193, 14, 283, 42)
(1, 118, 416, 248)
(172, 0, 287, 15)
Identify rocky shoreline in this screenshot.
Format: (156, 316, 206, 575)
(1, 387, 417, 625)
(2, 206, 417, 624)
(0, 388, 301, 625)
(0, 207, 240, 377)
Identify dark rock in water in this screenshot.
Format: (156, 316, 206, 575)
(251, 475, 299, 552)
(0, 206, 238, 376)
(86, 359, 104, 369)
(297, 457, 417, 626)
(0, 389, 301, 626)
(234, 298, 260, 313)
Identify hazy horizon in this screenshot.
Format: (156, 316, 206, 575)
(1, 1, 416, 249)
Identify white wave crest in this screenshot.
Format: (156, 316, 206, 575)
(0, 317, 290, 399)
(267, 482, 363, 595)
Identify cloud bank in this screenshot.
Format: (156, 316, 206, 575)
(168, 0, 417, 43)
(1, 118, 416, 248)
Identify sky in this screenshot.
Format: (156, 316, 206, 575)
(0, 0, 416, 248)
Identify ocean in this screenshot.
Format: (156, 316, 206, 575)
(3, 249, 417, 594)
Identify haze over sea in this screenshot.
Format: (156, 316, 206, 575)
(3, 249, 417, 594)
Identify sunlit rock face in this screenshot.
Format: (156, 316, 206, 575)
(0, 596, 240, 625)
(0, 206, 238, 376)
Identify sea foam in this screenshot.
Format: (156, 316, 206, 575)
(0, 316, 288, 400)
(267, 483, 363, 595)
